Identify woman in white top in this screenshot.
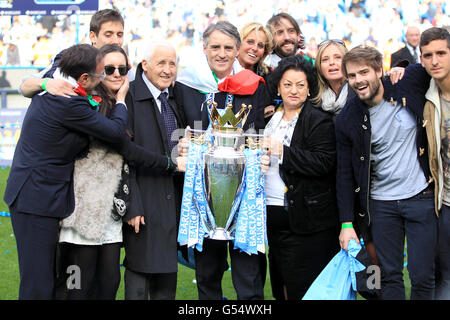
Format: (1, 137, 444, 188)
(264, 54, 340, 300)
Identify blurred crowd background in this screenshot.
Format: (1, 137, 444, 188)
(0, 0, 448, 71)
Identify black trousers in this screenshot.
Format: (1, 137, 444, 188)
(10, 209, 60, 300)
(60, 242, 121, 300)
(124, 268, 177, 300)
(194, 238, 265, 300)
(267, 205, 340, 300)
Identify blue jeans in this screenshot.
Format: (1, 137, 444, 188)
(370, 189, 438, 300)
(436, 204, 450, 300)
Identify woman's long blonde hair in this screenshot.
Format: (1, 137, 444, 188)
(313, 40, 348, 106)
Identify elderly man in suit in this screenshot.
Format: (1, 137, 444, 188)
(390, 25, 421, 68)
(4, 44, 129, 299)
(123, 41, 185, 300)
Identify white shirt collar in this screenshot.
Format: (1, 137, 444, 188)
(264, 52, 282, 69)
(406, 43, 420, 62)
(141, 71, 169, 100)
(38, 67, 78, 96)
(53, 67, 78, 87)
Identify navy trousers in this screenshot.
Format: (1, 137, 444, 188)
(10, 209, 60, 300)
(370, 189, 438, 300)
(436, 204, 450, 300)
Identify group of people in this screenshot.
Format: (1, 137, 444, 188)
(4, 7, 450, 301)
(2, 1, 449, 69)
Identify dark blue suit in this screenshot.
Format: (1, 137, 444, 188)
(4, 92, 128, 299)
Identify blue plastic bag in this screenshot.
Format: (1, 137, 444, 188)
(303, 239, 366, 300)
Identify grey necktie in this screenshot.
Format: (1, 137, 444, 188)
(413, 47, 418, 63)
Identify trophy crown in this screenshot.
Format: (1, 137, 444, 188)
(208, 102, 252, 132)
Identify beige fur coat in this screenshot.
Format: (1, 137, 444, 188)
(61, 139, 123, 241)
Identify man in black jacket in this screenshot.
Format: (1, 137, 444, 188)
(123, 41, 184, 300)
(336, 45, 437, 300)
(174, 21, 266, 300)
(390, 25, 421, 68)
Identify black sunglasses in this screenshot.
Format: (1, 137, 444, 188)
(104, 65, 129, 76)
(318, 39, 346, 49)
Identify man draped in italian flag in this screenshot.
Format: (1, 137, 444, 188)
(173, 21, 269, 301)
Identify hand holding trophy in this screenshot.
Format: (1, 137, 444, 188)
(178, 101, 267, 255)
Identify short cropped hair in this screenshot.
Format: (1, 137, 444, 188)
(90, 9, 124, 35)
(420, 27, 450, 50)
(143, 41, 177, 62)
(59, 44, 102, 80)
(203, 21, 241, 48)
(342, 45, 383, 77)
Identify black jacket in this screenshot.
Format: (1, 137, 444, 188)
(390, 46, 417, 68)
(173, 81, 267, 131)
(4, 93, 128, 218)
(123, 63, 185, 274)
(278, 100, 339, 234)
(335, 64, 431, 241)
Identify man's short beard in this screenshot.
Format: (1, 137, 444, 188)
(359, 80, 382, 106)
(274, 41, 299, 58)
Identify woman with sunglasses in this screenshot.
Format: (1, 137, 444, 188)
(57, 44, 183, 300)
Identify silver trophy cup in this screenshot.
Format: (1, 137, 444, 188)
(203, 130, 246, 240)
(187, 102, 260, 240)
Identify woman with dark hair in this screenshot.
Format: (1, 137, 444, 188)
(58, 44, 182, 300)
(264, 54, 340, 300)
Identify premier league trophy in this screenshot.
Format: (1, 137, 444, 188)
(203, 102, 249, 240)
(178, 101, 267, 254)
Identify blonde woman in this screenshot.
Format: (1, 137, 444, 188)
(235, 22, 273, 78)
(314, 39, 354, 116)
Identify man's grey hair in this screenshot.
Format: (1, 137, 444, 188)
(143, 40, 177, 62)
(203, 21, 241, 48)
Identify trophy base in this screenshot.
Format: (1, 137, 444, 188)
(209, 228, 234, 241)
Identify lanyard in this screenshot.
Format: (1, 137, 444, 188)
(201, 92, 234, 112)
